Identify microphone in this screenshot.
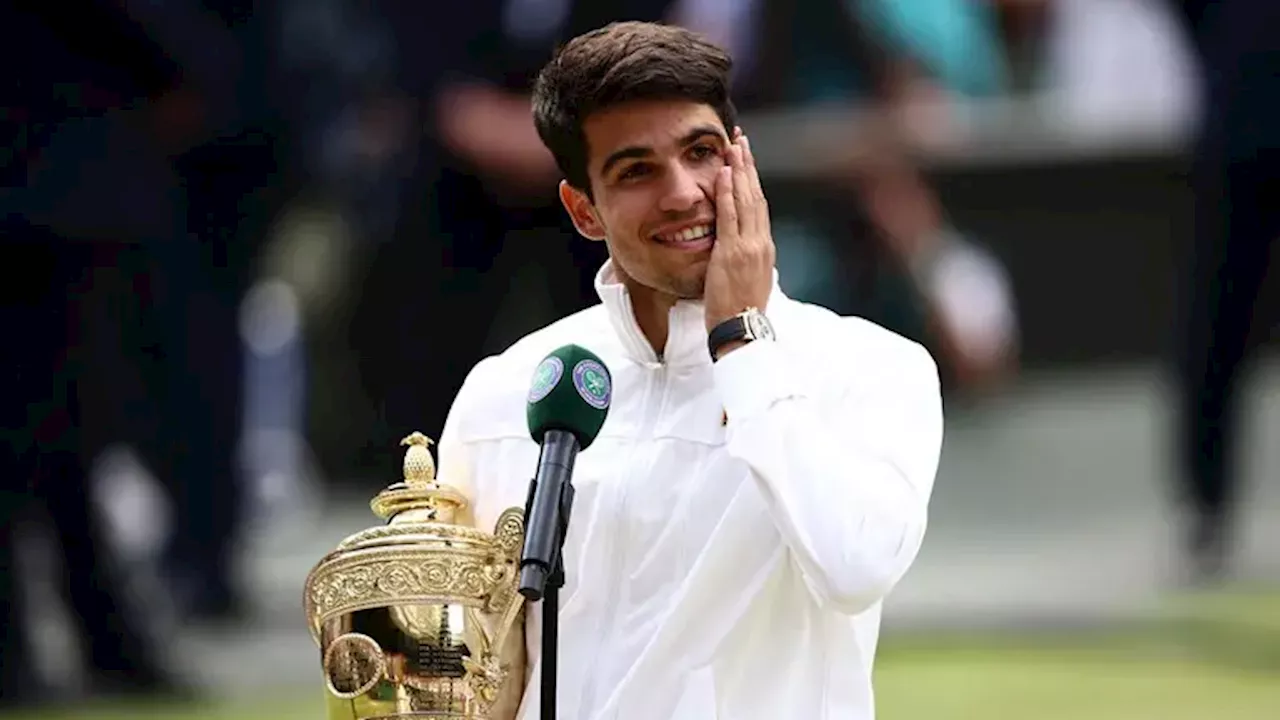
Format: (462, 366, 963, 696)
(518, 344, 612, 601)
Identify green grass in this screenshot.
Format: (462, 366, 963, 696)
(7, 589, 1278, 720)
(877, 642, 1279, 720)
(875, 586, 1280, 720)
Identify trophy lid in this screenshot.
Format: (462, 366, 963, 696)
(369, 431, 468, 524)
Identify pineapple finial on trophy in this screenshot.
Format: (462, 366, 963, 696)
(400, 431, 436, 488)
(367, 431, 465, 524)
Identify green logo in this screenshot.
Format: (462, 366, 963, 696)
(528, 356, 563, 403)
(572, 359, 611, 409)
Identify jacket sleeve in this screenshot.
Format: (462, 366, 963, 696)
(435, 357, 494, 527)
(713, 335, 943, 615)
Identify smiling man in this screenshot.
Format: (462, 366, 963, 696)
(435, 21, 944, 720)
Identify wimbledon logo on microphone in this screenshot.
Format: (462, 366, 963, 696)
(528, 356, 564, 403)
(572, 359, 611, 410)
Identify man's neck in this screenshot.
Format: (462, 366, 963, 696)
(620, 274, 680, 358)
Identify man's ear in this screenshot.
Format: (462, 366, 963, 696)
(559, 180, 606, 241)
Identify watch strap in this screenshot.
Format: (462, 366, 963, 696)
(707, 315, 749, 359)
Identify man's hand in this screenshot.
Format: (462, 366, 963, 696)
(705, 131, 776, 335)
(436, 83, 559, 198)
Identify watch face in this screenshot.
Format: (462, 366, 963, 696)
(747, 312, 775, 341)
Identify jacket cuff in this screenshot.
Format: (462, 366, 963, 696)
(713, 340, 800, 423)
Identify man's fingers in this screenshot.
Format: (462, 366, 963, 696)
(741, 135, 769, 236)
(715, 165, 737, 243)
(742, 135, 764, 201)
(730, 141, 754, 238)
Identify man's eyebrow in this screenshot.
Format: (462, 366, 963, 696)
(599, 125, 726, 176)
(678, 125, 725, 148)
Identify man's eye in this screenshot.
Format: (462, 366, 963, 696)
(689, 145, 716, 161)
(619, 164, 649, 180)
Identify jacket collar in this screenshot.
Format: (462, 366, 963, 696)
(594, 259, 786, 369)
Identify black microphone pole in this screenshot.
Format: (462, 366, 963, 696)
(520, 430, 579, 720)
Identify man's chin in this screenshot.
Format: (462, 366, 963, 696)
(673, 277, 706, 301)
(623, 265, 705, 301)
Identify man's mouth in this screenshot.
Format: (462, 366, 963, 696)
(653, 223, 715, 251)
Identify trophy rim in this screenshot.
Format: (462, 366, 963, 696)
(335, 521, 497, 552)
(304, 542, 503, 642)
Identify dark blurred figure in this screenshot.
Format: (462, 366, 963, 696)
(1170, 0, 1280, 581)
(2, 3, 283, 700)
(137, 0, 286, 621)
(350, 1, 677, 480)
(2, 2, 188, 702)
(0, 238, 181, 706)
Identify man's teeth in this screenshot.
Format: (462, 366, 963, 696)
(662, 225, 713, 243)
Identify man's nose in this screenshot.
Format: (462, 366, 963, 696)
(658, 165, 705, 213)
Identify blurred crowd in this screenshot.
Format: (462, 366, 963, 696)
(2, 0, 1273, 711)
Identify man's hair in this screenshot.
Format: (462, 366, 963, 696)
(532, 21, 737, 195)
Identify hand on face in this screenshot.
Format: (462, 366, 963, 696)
(704, 130, 775, 331)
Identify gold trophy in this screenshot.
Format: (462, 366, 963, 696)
(304, 432, 528, 719)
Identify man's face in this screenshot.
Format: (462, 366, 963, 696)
(560, 100, 730, 300)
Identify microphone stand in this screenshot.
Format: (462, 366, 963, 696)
(520, 464, 575, 720)
(541, 502, 567, 720)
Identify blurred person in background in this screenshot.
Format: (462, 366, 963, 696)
(672, 0, 1019, 392)
(1, 1, 193, 702)
(348, 0, 680, 482)
(0, 245, 182, 708)
(850, 149, 1019, 393)
(262, 0, 415, 491)
(1168, 0, 1280, 582)
(130, 0, 286, 623)
(3, 5, 282, 702)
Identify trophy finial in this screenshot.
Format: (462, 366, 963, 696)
(400, 432, 436, 488)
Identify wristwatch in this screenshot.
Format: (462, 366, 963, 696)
(708, 307, 775, 360)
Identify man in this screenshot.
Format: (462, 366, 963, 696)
(434, 22, 943, 719)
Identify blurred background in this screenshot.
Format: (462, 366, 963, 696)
(2, 0, 1278, 718)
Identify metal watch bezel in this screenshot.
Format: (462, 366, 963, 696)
(742, 307, 775, 342)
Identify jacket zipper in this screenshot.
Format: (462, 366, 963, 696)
(581, 300, 671, 718)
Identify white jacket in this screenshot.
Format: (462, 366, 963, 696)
(438, 261, 944, 719)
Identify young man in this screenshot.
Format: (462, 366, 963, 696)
(437, 21, 944, 720)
